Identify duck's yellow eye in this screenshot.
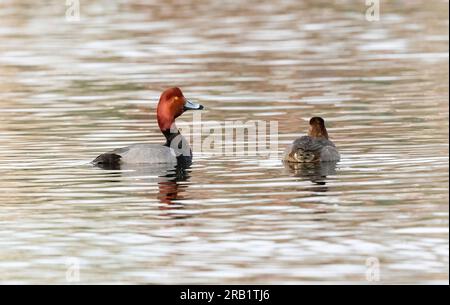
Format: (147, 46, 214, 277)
(174, 96, 179, 101)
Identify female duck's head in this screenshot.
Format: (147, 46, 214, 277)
(308, 117, 329, 139)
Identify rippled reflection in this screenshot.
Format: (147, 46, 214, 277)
(284, 161, 338, 187)
(96, 163, 191, 207)
(0, 0, 448, 284)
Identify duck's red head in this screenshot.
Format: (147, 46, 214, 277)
(157, 87, 203, 132)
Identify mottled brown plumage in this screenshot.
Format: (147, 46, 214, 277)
(284, 117, 340, 163)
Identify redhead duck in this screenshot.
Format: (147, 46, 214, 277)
(93, 87, 203, 168)
(284, 117, 340, 163)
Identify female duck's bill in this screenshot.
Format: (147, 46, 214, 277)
(92, 87, 204, 169)
(283, 117, 340, 163)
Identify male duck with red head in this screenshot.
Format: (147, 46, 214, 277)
(93, 88, 203, 168)
(284, 117, 340, 163)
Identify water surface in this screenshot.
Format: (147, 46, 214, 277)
(0, 0, 448, 284)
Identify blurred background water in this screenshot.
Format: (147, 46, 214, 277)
(0, 0, 448, 284)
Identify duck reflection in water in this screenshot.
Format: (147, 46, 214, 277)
(156, 166, 190, 206)
(95, 162, 191, 209)
(284, 161, 338, 190)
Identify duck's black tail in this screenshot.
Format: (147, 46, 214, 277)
(92, 153, 122, 168)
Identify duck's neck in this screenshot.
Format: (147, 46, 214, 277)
(162, 124, 181, 147)
(309, 127, 329, 139)
(161, 122, 193, 164)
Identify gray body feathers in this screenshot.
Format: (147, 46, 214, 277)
(93, 144, 178, 166)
